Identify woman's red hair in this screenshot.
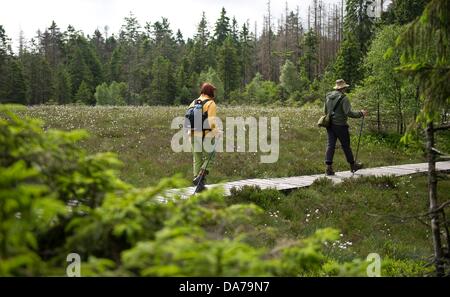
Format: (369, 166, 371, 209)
(200, 83, 216, 98)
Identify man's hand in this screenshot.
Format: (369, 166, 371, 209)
(361, 110, 368, 117)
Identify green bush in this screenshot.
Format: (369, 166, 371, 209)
(228, 185, 281, 210)
(244, 73, 279, 104)
(95, 81, 127, 106)
(381, 257, 433, 277)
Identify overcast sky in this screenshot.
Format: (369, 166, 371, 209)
(1, 0, 342, 49)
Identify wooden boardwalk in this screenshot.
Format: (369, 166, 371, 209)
(160, 161, 450, 201)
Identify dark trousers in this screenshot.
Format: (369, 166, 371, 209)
(325, 124, 355, 165)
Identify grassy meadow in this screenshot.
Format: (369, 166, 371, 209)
(227, 174, 450, 276)
(22, 105, 424, 187)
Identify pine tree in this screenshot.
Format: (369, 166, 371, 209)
(333, 0, 375, 87)
(44, 21, 64, 69)
(0, 26, 11, 102)
(280, 59, 301, 96)
(302, 29, 318, 82)
(52, 65, 72, 104)
(217, 35, 240, 100)
(190, 12, 213, 74)
(151, 18, 177, 62)
(239, 22, 254, 87)
(74, 80, 93, 105)
(333, 35, 362, 87)
(7, 59, 26, 104)
(150, 55, 172, 105)
(214, 8, 231, 46)
(91, 29, 107, 64)
(175, 56, 192, 104)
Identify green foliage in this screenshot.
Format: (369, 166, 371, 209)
(0, 105, 130, 275)
(395, 0, 450, 121)
(95, 81, 127, 106)
(352, 25, 417, 134)
(381, 257, 433, 276)
(383, 0, 430, 25)
(0, 160, 67, 276)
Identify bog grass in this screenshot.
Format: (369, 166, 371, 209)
(227, 174, 450, 276)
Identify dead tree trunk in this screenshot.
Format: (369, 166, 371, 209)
(426, 122, 445, 276)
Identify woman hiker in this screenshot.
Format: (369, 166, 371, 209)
(324, 79, 368, 176)
(189, 83, 222, 192)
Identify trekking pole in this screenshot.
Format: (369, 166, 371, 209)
(193, 135, 221, 195)
(354, 116, 365, 166)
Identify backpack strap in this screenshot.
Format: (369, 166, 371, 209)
(201, 99, 211, 107)
(193, 98, 211, 107)
(331, 95, 344, 116)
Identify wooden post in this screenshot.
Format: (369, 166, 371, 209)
(426, 122, 445, 276)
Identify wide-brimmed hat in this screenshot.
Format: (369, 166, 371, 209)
(333, 79, 350, 90)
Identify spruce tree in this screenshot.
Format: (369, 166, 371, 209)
(214, 8, 231, 46)
(333, 0, 375, 87)
(150, 55, 172, 105)
(301, 29, 318, 82)
(52, 65, 72, 104)
(280, 60, 302, 96)
(217, 35, 240, 100)
(74, 81, 94, 105)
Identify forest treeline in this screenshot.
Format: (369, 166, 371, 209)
(0, 0, 431, 111)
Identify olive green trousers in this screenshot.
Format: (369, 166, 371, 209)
(192, 136, 215, 177)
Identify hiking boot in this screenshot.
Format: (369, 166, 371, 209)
(326, 165, 335, 176)
(351, 162, 364, 173)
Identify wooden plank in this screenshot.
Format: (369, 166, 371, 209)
(437, 161, 450, 170)
(160, 161, 450, 199)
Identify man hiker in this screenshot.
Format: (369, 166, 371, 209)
(324, 79, 368, 175)
(188, 83, 222, 192)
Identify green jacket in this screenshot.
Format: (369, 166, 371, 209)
(324, 90, 363, 126)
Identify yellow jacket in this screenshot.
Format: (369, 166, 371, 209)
(188, 94, 218, 138)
